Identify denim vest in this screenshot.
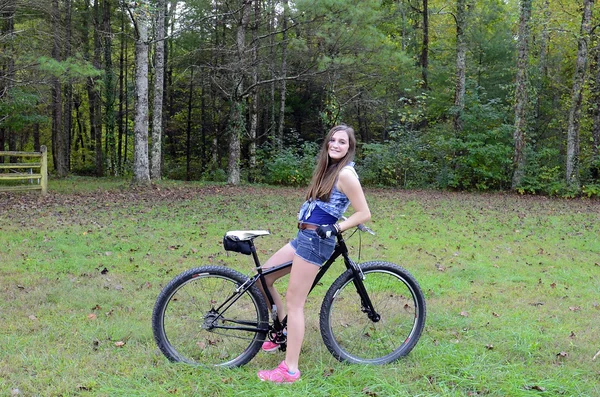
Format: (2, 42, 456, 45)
(298, 163, 358, 222)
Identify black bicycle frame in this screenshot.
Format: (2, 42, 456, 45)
(207, 232, 380, 334)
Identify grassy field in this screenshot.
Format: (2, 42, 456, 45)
(0, 177, 599, 396)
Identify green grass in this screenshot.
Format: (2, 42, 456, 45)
(1, 179, 599, 396)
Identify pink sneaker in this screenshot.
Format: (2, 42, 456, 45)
(257, 361, 301, 383)
(262, 340, 280, 352)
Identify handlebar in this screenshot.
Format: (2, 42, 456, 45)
(357, 223, 375, 235)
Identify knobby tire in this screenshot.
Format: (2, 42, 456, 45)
(152, 266, 268, 368)
(320, 261, 426, 364)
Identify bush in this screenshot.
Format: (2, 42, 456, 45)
(259, 142, 319, 186)
(582, 183, 600, 198)
(517, 147, 563, 195)
(435, 124, 513, 190)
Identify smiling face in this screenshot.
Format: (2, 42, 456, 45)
(327, 130, 350, 162)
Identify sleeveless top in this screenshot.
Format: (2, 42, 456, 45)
(298, 163, 358, 223)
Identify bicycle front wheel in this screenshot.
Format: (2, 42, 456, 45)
(152, 266, 268, 368)
(320, 261, 426, 365)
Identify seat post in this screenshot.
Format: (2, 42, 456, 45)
(249, 240, 263, 269)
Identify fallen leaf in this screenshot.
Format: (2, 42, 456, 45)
(87, 313, 97, 320)
(485, 344, 494, 350)
(28, 315, 37, 321)
(362, 387, 378, 397)
(524, 385, 546, 392)
(114, 341, 126, 348)
(556, 351, 568, 358)
(460, 311, 469, 317)
(492, 312, 500, 317)
(569, 306, 581, 312)
(322, 367, 335, 377)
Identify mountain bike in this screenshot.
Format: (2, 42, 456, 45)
(152, 224, 426, 368)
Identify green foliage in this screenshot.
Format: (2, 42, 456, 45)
(517, 147, 563, 195)
(37, 55, 103, 83)
(358, 130, 435, 188)
(0, 88, 46, 131)
(582, 183, 600, 198)
(258, 142, 319, 186)
(439, 125, 513, 191)
(358, 94, 513, 190)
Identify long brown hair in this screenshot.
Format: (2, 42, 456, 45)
(305, 125, 356, 201)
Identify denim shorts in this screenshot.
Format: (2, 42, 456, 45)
(290, 229, 336, 267)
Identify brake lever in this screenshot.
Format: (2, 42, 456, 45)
(358, 223, 375, 235)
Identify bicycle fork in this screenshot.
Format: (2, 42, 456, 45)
(347, 259, 381, 323)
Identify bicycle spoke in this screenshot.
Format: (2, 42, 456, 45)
(153, 267, 268, 367)
(320, 262, 426, 364)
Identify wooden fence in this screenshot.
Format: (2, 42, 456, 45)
(0, 146, 48, 195)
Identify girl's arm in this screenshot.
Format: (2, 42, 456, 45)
(336, 168, 371, 232)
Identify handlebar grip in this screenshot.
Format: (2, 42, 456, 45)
(357, 223, 375, 235)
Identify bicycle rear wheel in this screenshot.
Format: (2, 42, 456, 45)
(152, 266, 268, 367)
(320, 261, 426, 365)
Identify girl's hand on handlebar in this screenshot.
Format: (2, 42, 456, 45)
(316, 224, 340, 239)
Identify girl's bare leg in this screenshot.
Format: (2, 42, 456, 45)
(257, 243, 295, 321)
(282, 256, 320, 373)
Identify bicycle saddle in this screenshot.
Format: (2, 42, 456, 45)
(225, 230, 270, 241)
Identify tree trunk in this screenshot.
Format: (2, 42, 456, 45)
(593, 38, 600, 181)
(511, 0, 532, 189)
(228, 102, 244, 185)
(124, 24, 130, 168)
(566, 0, 593, 190)
(118, 1, 126, 175)
(165, 0, 178, 159)
(268, 0, 277, 146)
(93, 0, 103, 176)
(453, 0, 470, 133)
(151, 0, 166, 180)
(51, 0, 67, 177)
(0, 0, 15, 158)
(248, 0, 260, 181)
(420, 0, 429, 89)
(227, 0, 252, 186)
(103, 0, 116, 175)
(186, 67, 194, 181)
(277, 0, 288, 148)
(82, 0, 99, 173)
(534, 0, 550, 121)
(63, 0, 73, 171)
(132, 4, 151, 185)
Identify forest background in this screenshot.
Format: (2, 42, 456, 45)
(2, 0, 600, 197)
